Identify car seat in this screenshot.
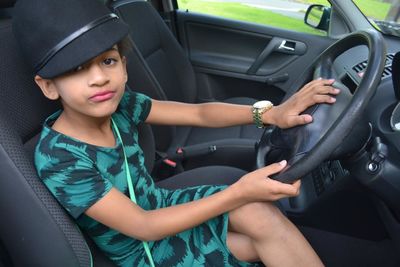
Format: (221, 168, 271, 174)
(0, 12, 94, 266)
(0, 1, 247, 265)
(110, 0, 265, 172)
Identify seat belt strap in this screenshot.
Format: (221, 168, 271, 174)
(156, 144, 218, 166)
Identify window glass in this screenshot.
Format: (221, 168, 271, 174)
(177, 0, 330, 35)
(353, 0, 400, 38)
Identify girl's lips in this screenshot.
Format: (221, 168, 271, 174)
(89, 91, 115, 102)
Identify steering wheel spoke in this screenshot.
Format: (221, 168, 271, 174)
(314, 58, 340, 81)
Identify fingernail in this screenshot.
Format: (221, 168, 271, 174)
(305, 115, 313, 123)
(317, 77, 322, 80)
(330, 97, 336, 102)
(334, 88, 340, 93)
(279, 160, 287, 166)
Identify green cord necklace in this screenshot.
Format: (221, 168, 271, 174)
(111, 118, 155, 267)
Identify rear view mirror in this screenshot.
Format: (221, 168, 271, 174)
(304, 4, 331, 32)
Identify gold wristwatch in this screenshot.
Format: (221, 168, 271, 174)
(252, 100, 273, 128)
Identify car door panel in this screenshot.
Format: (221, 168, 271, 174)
(176, 11, 335, 101)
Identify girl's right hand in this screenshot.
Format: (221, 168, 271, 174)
(236, 160, 301, 202)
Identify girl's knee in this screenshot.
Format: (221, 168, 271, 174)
(229, 202, 286, 237)
(242, 202, 283, 220)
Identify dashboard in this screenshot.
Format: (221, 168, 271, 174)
(336, 38, 400, 218)
(334, 37, 400, 151)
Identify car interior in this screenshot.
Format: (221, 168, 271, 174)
(111, 0, 266, 176)
(1, 0, 400, 266)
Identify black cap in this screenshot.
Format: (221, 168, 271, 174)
(13, 0, 129, 78)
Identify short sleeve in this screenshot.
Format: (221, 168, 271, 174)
(35, 139, 113, 219)
(118, 89, 152, 124)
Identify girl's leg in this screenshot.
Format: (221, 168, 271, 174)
(226, 231, 259, 262)
(226, 202, 323, 267)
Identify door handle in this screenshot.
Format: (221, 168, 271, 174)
(278, 40, 296, 52)
(247, 38, 306, 75)
(247, 38, 281, 75)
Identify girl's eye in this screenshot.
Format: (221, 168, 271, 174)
(74, 65, 84, 72)
(103, 58, 117, 66)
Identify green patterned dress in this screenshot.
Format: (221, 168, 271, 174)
(34, 90, 260, 267)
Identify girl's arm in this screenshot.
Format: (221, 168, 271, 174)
(85, 161, 299, 241)
(145, 79, 340, 129)
(146, 100, 255, 128)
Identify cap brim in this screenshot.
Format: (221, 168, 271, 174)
(37, 19, 129, 78)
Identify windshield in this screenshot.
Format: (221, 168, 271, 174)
(353, 0, 400, 37)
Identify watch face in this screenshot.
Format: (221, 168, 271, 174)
(253, 100, 272, 109)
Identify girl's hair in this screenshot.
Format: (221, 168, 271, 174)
(117, 36, 133, 57)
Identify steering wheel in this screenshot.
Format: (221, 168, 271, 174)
(256, 29, 386, 183)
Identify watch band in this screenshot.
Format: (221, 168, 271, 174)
(253, 109, 264, 128)
(252, 101, 273, 128)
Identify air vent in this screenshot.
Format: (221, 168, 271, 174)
(353, 61, 367, 74)
(352, 53, 394, 79)
(382, 65, 392, 79)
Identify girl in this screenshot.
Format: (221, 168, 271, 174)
(14, 0, 338, 266)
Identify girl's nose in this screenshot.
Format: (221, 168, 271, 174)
(88, 64, 109, 86)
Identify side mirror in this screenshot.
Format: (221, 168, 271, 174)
(304, 4, 331, 32)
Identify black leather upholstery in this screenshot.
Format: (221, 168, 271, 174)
(111, 0, 264, 170)
(0, 0, 15, 9)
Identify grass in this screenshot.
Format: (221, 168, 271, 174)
(178, 0, 324, 35)
(353, 0, 390, 20)
(291, 0, 390, 20)
(178, 0, 393, 34)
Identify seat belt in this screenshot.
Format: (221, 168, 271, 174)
(155, 144, 218, 168)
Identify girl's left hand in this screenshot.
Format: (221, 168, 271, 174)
(266, 78, 340, 129)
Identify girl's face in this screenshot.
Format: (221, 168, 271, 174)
(35, 46, 128, 120)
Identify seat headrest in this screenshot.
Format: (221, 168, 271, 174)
(0, 0, 16, 8)
(0, 19, 60, 143)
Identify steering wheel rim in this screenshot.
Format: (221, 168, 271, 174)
(256, 29, 386, 183)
